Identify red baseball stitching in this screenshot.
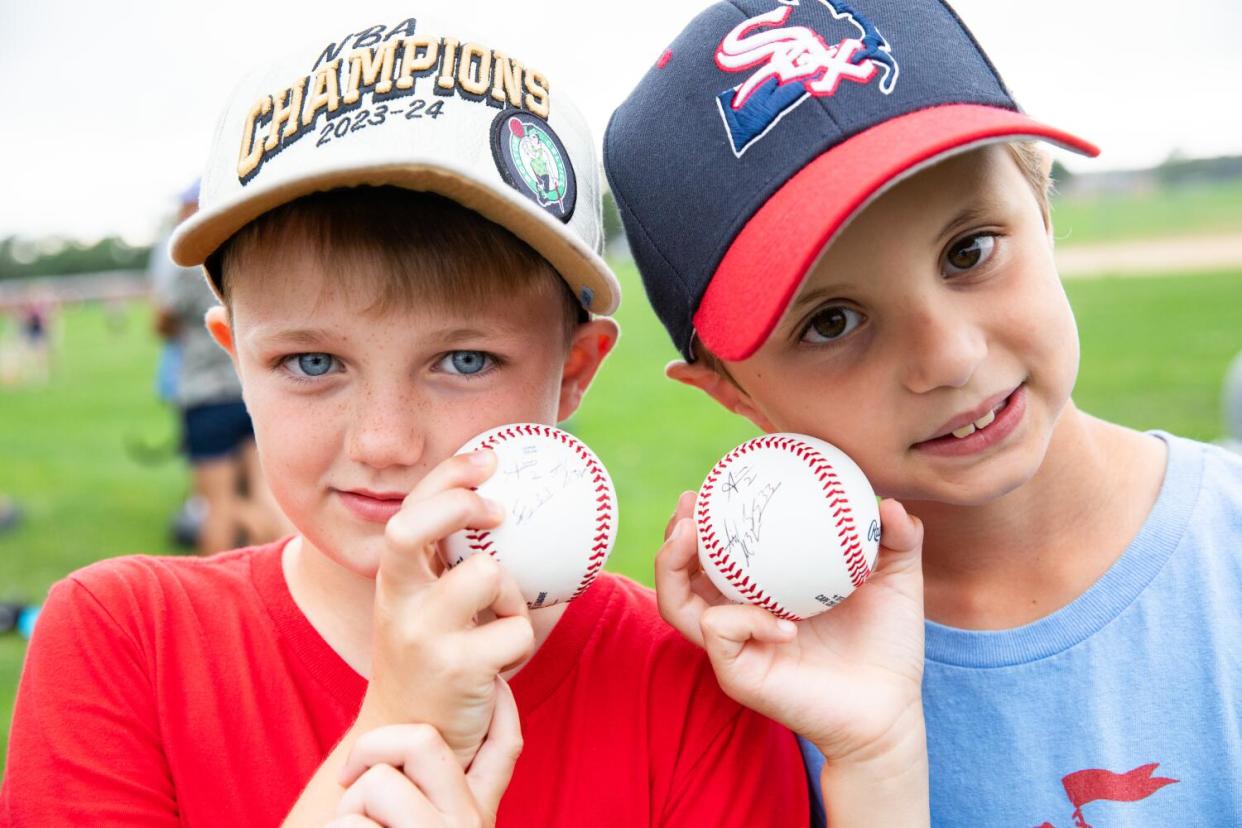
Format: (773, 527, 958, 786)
(697, 435, 872, 621)
(464, 424, 614, 603)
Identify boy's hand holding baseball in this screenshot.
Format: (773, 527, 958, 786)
(328, 678, 522, 828)
(656, 493, 928, 821)
(360, 449, 535, 769)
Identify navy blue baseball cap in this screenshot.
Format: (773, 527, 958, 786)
(605, 0, 1098, 362)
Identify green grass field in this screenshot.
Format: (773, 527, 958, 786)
(1050, 179, 1242, 246)
(2, 263, 1241, 772)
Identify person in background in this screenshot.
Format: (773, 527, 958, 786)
(150, 181, 290, 554)
(15, 290, 56, 385)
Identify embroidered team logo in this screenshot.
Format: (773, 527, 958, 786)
(491, 110, 577, 222)
(715, 0, 899, 156)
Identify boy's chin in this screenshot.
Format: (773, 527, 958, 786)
(902, 462, 1041, 508)
(300, 526, 388, 580)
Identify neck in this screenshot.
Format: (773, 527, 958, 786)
(282, 536, 566, 678)
(910, 403, 1165, 630)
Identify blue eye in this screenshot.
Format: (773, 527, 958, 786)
(293, 353, 336, 376)
(441, 350, 492, 376)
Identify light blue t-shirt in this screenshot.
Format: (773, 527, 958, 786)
(803, 433, 1242, 826)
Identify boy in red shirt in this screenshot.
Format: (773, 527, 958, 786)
(0, 10, 812, 826)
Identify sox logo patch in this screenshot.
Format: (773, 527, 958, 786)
(715, 0, 899, 156)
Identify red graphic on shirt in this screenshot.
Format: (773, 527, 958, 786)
(1032, 763, 1178, 827)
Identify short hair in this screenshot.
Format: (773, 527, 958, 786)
(693, 141, 1054, 373)
(1004, 140, 1054, 223)
(213, 186, 584, 340)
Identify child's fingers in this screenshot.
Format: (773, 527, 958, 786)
(699, 604, 796, 668)
(463, 615, 537, 674)
(421, 554, 529, 632)
(383, 491, 504, 587)
(689, 569, 727, 605)
(466, 678, 524, 816)
(663, 491, 696, 540)
(654, 517, 710, 647)
(404, 449, 497, 506)
(339, 724, 445, 788)
(339, 725, 478, 820)
(875, 499, 924, 573)
(326, 814, 384, 828)
(336, 763, 435, 827)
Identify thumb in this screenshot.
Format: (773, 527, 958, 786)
(874, 499, 923, 573)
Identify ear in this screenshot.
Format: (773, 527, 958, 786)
(557, 318, 619, 422)
(204, 305, 236, 358)
(665, 360, 777, 433)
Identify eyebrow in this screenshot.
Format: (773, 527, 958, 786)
(432, 327, 500, 344)
(251, 325, 511, 350)
(788, 284, 850, 319)
(253, 327, 338, 348)
(938, 204, 995, 243)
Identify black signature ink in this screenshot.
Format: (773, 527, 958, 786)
(502, 452, 591, 526)
(721, 480, 782, 566)
(722, 464, 759, 498)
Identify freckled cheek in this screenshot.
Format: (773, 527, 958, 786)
(244, 385, 343, 503)
(488, 363, 564, 424)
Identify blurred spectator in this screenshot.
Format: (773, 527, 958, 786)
(150, 182, 291, 554)
(0, 494, 20, 535)
(1224, 351, 1242, 454)
(15, 291, 57, 384)
(0, 308, 19, 385)
(148, 186, 192, 404)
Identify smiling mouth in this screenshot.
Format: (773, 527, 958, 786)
(946, 398, 1009, 439)
(915, 383, 1025, 451)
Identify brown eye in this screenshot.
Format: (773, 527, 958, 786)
(945, 234, 996, 274)
(801, 306, 863, 344)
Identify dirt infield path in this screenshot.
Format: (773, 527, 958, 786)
(1056, 232, 1242, 278)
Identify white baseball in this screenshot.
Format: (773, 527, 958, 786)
(442, 423, 618, 609)
(695, 433, 881, 621)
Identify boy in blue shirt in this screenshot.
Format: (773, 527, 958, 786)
(605, 0, 1242, 824)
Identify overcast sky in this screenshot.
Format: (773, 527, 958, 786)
(2, 0, 1239, 244)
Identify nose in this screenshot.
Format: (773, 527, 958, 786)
(898, 297, 988, 395)
(346, 381, 426, 471)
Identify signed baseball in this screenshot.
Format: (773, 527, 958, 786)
(443, 423, 618, 609)
(695, 433, 881, 621)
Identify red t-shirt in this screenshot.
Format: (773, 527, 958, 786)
(2, 542, 808, 826)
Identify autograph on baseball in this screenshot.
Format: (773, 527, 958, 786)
(696, 433, 881, 620)
(443, 423, 618, 608)
(502, 446, 591, 526)
(719, 465, 783, 567)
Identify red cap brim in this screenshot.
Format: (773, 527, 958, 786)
(693, 103, 1099, 361)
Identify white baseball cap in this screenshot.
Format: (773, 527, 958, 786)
(171, 12, 619, 315)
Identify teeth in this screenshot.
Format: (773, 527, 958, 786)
(950, 408, 1000, 439)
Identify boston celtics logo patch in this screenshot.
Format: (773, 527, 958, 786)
(491, 109, 576, 222)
